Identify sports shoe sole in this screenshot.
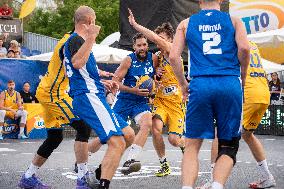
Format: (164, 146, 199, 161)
(121, 162, 141, 175)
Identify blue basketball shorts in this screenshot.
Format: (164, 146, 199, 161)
(185, 76, 242, 140)
(72, 92, 127, 144)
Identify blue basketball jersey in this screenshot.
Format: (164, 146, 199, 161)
(117, 52, 154, 102)
(186, 9, 240, 77)
(63, 33, 105, 97)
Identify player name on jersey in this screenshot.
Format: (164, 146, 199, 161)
(199, 23, 222, 32)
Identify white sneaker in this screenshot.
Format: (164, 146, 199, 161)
(18, 135, 29, 139)
(196, 181, 212, 189)
(249, 177, 276, 188)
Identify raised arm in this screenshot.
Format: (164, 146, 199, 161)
(128, 9, 171, 54)
(169, 19, 189, 101)
(231, 16, 250, 88)
(71, 24, 101, 69)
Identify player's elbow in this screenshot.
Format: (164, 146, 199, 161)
(238, 43, 250, 57)
(72, 59, 83, 70)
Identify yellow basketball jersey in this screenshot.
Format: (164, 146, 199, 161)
(4, 90, 19, 110)
(36, 34, 71, 102)
(244, 41, 270, 104)
(155, 52, 183, 103)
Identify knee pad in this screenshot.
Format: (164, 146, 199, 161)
(70, 120, 91, 142)
(216, 136, 241, 165)
(37, 129, 63, 159)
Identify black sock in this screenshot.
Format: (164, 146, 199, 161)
(99, 179, 110, 189)
(95, 164, 102, 180)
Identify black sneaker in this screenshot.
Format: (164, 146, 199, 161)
(95, 164, 101, 180)
(180, 146, 185, 154)
(74, 162, 78, 173)
(120, 159, 141, 175)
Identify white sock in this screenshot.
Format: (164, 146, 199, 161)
(257, 159, 272, 180)
(0, 126, 3, 136)
(78, 162, 88, 179)
(210, 163, 215, 181)
(212, 181, 223, 189)
(182, 186, 193, 189)
(25, 163, 39, 178)
(126, 144, 143, 161)
(19, 127, 25, 136)
(159, 156, 167, 164)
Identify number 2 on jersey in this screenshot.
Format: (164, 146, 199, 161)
(202, 32, 222, 55)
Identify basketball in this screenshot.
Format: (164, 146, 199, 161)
(136, 75, 154, 93)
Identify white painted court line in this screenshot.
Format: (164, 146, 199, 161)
(20, 153, 33, 155)
(17, 171, 24, 173)
(264, 139, 276, 141)
(53, 152, 63, 154)
(1, 171, 8, 174)
(20, 142, 37, 144)
(268, 163, 273, 166)
(63, 168, 70, 170)
(277, 165, 283, 167)
(245, 162, 251, 164)
(48, 169, 55, 171)
(0, 148, 16, 152)
(0, 143, 10, 145)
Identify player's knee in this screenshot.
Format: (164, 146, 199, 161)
(217, 136, 241, 165)
(0, 110, 6, 122)
(168, 134, 179, 147)
(37, 129, 63, 158)
(71, 120, 91, 142)
(123, 127, 135, 147)
(137, 112, 152, 129)
(22, 110, 28, 116)
(241, 130, 253, 142)
(108, 135, 126, 151)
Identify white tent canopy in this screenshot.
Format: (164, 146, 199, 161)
(27, 44, 131, 64)
(262, 58, 284, 74)
(248, 28, 284, 48)
(100, 32, 120, 46)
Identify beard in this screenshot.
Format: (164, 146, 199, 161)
(136, 50, 148, 61)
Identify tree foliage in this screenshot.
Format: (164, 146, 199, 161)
(24, 0, 119, 42)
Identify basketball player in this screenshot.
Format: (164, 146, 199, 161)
(199, 41, 276, 189)
(0, 80, 28, 140)
(64, 6, 128, 189)
(169, 0, 250, 188)
(111, 33, 158, 175)
(128, 9, 185, 177)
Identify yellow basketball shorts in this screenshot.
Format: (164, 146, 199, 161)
(152, 98, 185, 136)
(38, 96, 78, 128)
(243, 103, 268, 131)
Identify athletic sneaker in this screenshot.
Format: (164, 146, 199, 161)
(95, 164, 101, 180)
(0, 135, 3, 140)
(155, 161, 171, 177)
(74, 162, 78, 173)
(180, 146, 185, 154)
(18, 174, 51, 189)
(18, 135, 29, 139)
(249, 177, 276, 188)
(196, 181, 212, 189)
(120, 159, 141, 175)
(76, 172, 100, 189)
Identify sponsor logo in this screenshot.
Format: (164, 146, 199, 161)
(33, 115, 45, 129)
(230, 0, 284, 34)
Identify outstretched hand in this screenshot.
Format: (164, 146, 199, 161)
(128, 8, 137, 26)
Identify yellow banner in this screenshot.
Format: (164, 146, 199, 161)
(19, 0, 36, 19)
(230, 0, 284, 34)
(24, 103, 45, 134)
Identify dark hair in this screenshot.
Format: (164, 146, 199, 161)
(271, 72, 280, 86)
(132, 33, 147, 44)
(154, 22, 175, 40)
(8, 80, 15, 84)
(7, 50, 15, 54)
(23, 81, 30, 85)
